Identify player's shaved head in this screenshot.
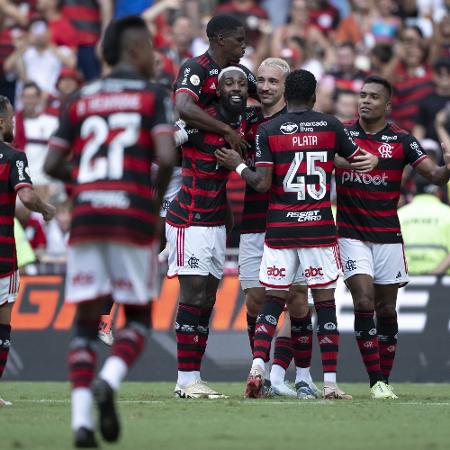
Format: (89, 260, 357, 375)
(206, 14, 244, 40)
(284, 69, 316, 104)
(102, 16, 151, 67)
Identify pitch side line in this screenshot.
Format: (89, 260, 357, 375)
(12, 399, 450, 406)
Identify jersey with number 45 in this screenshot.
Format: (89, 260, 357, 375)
(255, 110, 361, 248)
(49, 70, 175, 246)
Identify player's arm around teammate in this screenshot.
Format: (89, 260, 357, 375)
(335, 76, 450, 400)
(217, 69, 377, 399)
(175, 14, 256, 153)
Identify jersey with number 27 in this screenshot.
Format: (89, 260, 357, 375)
(49, 70, 175, 246)
(255, 110, 361, 248)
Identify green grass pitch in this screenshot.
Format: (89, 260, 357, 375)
(1, 382, 450, 450)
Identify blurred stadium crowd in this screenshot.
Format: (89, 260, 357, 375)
(1, 0, 449, 275)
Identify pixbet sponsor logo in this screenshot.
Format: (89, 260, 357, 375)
(341, 170, 388, 186)
(304, 266, 323, 278)
(267, 265, 286, 279)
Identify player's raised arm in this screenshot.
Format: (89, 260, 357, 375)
(174, 15, 253, 153)
(177, 92, 243, 151)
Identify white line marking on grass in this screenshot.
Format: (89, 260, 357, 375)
(12, 399, 450, 406)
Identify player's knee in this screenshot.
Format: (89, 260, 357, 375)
(375, 302, 396, 318)
(204, 294, 216, 310)
(245, 290, 265, 315)
(179, 275, 209, 307)
(287, 300, 309, 318)
(351, 289, 374, 311)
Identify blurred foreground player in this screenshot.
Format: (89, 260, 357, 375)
(335, 76, 450, 399)
(45, 16, 176, 447)
(0, 96, 55, 406)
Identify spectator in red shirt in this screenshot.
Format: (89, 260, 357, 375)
(215, 0, 269, 50)
(46, 66, 82, 116)
(37, 0, 78, 49)
(387, 26, 434, 131)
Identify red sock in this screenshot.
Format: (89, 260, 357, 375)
(354, 310, 384, 386)
(112, 324, 146, 368)
(68, 319, 98, 389)
(0, 324, 11, 379)
(253, 296, 285, 361)
(246, 314, 256, 352)
(196, 306, 213, 367)
(377, 314, 398, 382)
(273, 336, 293, 370)
(175, 303, 202, 371)
(290, 312, 313, 368)
(315, 300, 339, 374)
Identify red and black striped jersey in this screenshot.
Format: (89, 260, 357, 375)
(174, 51, 257, 109)
(0, 28, 13, 77)
(335, 121, 428, 243)
(240, 105, 286, 234)
(62, 0, 101, 46)
(255, 110, 361, 248)
(391, 64, 434, 132)
(0, 142, 33, 277)
(166, 104, 248, 227)
(49, 70, 175, 246)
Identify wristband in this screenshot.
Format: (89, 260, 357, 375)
(235, 163, 248, 176)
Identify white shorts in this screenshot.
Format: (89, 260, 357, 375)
(166, 224, 226, 280)
(259, 244, 340, 290)
(239, 233, 306, 290)
(65, 242, 159, 304)
(0, 271, 20, 305)
(154, 166, 182, 218)
(338, 238, 409, 285)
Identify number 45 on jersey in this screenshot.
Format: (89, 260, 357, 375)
(283, 151, 327, 200)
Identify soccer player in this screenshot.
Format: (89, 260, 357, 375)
(166, 66, 250, 399)
(215, 69, 378, 399)
(0, 95, 55, 406)
(44, 16, 176, 447)
(175, 14, 257, 152)
(335, 75, 450, 399)
(241, 57, 319, 398)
